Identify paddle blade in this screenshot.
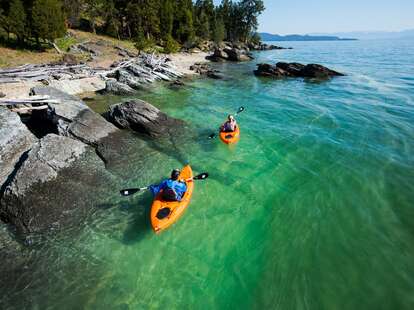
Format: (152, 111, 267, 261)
(237, 106, 245, 114)
(120, 188, 145, 197)
(193, 172, 209, 180)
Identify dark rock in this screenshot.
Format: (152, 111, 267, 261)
(276, 62, 306, 76)
(254, 62, 345, 79)
(300, 64, 345, 78)
(0, 92, 5, 98)
(254, 63, 289, 78)
(169, 80, 185, 89)
(107, 100, 184, 138)
(207, 71, 224, 79)
(223, 48, 242, 61)
(206, 48, 228, 62)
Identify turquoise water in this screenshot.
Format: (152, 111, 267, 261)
(2, 39, 414, 309)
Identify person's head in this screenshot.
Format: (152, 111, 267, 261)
(171, 169, 180, 181)
(228, 115, 235, 122)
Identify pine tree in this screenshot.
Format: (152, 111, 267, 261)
(196, 11, 210, 40)
(31, 0, 66, 45)
(238, 0, 265, 42)
(63, 0, 82, 28)
(84, 0, 105, 33)
(8, 0, 26, 43)
(160, 0, 174, 40)
(212, 16, 225, 44)
(174, 0, 195, 44)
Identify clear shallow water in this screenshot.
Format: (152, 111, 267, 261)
(2, 39, 414, 309)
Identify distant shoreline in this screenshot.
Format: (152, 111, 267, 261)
(260, 33, 358, 42)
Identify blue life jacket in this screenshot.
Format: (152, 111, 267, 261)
(149, 179, 187, 201)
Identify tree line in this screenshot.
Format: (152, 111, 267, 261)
(0, 0, 264, 51)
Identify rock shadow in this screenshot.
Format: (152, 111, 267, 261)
(120, 192, 154, 245)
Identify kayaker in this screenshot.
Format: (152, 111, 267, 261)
(220, 115, 237, 133)
(149, 169, 187, 201)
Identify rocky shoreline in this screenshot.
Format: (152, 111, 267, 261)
(0, 39, 343, 240)
(0, 87, 186, 236)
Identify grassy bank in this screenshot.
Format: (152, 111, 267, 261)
(0, 30, 138, 69)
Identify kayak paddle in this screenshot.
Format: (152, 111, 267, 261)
(120, 172, 209, 197)
(208, 106, 245, 139)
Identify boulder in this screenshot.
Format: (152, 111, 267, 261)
(0, 108, 37, 194)
(223, 48, 253, 62)
(254, 62, 345, 79)
(223, 48, 242, 61)
(276, 62, 306, 76)
(0, 134, 114, 234)
(206, 48, 228, 62)
(105, 78, 135, 95)
(67, 109, 119, 145)
(300, 64, 345, 78)
(214, 48, 228, 59)
(116, 69, 143, 90)
(254, 63, 289, 78)
(31, 87, 118, 144)
(107, 100, 184, 138)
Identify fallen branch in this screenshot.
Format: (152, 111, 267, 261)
(11, 105, 49, 113)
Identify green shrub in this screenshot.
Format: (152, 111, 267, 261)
(163, 36, 180, 54)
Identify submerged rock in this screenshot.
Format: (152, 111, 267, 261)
(190, 63, 224, 79)
(254, 62, 345, 79)
(0, 134, 113, 234)
(107, 100, 185, 138)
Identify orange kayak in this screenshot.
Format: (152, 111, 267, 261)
(220, 126, 240, 144)
(151, 165, 194, 234)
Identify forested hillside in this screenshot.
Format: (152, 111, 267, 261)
(0, 0, 264, 51)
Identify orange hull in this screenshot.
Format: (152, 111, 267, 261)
(150, 165, 194, 234)
(219, 126, 240, 144)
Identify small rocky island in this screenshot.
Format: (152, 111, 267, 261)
(254, 62, 345, 79)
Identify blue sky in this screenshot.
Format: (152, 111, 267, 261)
(213, 0, 414, 34)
